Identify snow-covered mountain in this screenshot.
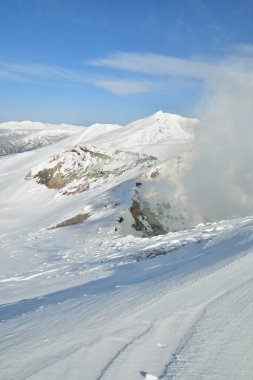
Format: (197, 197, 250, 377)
(1, 111, 253, 380)
(8, 111, 196, 236)
(73, 111, 198, 159)
(0, 111, 197, 159)
(0, 120, 83, 156)
(0, 111, 198, 236)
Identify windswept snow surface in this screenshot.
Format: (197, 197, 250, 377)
(1, 215, 253, 380)
(1, 112, 253, 379)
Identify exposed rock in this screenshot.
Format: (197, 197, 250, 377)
(34, 163, 70, 189)
(129, 199, 166, 237)
(150, 169, 159, 178)
(25, 146, 157, 195)
(49, 213, 90, 229)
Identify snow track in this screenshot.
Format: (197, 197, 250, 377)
(1, 221, 253, 379)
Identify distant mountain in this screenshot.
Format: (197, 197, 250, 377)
(77, 111, 198, 159)
(0, 111, 198, 158)
(0, 120, 83, 156)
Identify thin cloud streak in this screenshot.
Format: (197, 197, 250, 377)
(0, 61, 88, 82)
(89, 52, 215, 80)
(95, 79, 150, 95)
(0, 60, 151, 95)
(89, 50, 253, 88)
(1, 48, 253, 97)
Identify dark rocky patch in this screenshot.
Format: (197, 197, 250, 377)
(130, 200, 166, 237)
(150, 169, 159, 178)
(49, 213, 90, 229)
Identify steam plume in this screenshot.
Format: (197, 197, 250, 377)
(184, 51, 253, 222)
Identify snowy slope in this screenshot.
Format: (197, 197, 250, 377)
(1, 214, 253, 380)
(1, 111, 252, 380)
(81, 111, 198, 159)
(87, 111, 197, 145)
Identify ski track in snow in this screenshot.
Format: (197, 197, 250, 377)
(96, 324, 153, 380)
(1, 219, 253, 379)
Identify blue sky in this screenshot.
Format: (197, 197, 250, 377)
(0, 0, 252, 125)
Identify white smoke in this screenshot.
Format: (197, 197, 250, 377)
(183, 51, 253, 222)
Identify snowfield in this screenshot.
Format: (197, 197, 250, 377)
(1, 112, 253, 380)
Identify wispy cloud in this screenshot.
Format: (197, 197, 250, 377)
(95, 79, 150, 95)
(232, 43, 253, 57)
(0, 61, 88, 82)
(0, 60, 151, 95)
(1, 47, 253, 97)
(89, 50, 253, 89)
(89, 52, 215, 80)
